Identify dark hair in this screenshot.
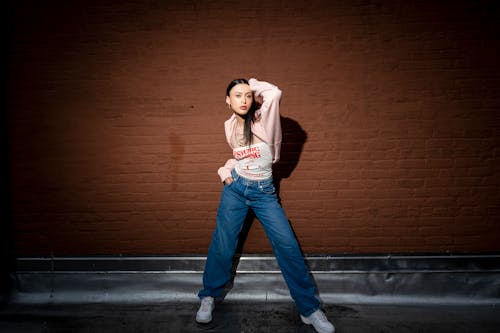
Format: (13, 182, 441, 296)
(226, 78, 257, 146)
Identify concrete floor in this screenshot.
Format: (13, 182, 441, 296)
(4, 255, 500, 332)
(1, 301, 499, 333)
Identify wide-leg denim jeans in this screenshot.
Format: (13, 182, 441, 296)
(198, 170, 320, 316)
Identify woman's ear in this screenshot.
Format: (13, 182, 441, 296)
(226, 96, 231, 106)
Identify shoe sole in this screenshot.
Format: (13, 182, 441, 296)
(195, 317, 212, 324)
(196, 311, 213, 324)
(301, 316, 335, 333)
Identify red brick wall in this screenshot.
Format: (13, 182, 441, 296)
(7, 1, 500, 255)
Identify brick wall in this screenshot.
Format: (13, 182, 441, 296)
(7, 0, 500, 255)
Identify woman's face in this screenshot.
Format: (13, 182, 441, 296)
(226, 83, 253, 117)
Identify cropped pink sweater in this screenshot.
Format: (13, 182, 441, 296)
(217, 78, 282, 182)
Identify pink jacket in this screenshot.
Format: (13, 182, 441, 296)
(217, 78, 282, 182)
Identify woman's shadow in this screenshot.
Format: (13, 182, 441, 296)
(272, 116, 308, 202)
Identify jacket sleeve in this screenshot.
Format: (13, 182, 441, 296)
(249, 78, 282, 120)
(249, 78, 283, 163)
(217, 158, 236, 182)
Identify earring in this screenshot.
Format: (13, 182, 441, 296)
(228, 104, 231, 109)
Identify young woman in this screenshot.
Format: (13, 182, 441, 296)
(196, 78, 335, 333)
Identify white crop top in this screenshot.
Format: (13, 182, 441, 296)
(233, 142, 273, 180)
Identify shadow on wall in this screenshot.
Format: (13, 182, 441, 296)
(273, 116, 308, 199)
(234, 116, 308, 255)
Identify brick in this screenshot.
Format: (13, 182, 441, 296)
(7, 0, 500, 255)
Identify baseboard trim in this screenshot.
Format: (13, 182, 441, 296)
(9, 254, 500, 306)
(14, 253, 500, 273)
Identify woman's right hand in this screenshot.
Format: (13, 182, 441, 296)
(223, 177, 233, 186)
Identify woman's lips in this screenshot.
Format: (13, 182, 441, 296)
(240, 106, 247, 110)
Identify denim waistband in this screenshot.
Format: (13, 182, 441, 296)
(231, 169, 273, 186)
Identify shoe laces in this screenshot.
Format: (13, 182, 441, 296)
(312, 310, 328, 323)
(200, 297, 213, 311)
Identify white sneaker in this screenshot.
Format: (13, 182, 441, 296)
(196, 297, 215, 323)
(301, 309, 335, 333)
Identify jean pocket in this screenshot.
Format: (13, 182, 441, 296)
(258, 182, 275, 194)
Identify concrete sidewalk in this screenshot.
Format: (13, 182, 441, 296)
(2, 254, 499, 332)
(1, 301, 499, 332)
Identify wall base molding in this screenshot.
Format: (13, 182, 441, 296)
(9, 254, 500, 305)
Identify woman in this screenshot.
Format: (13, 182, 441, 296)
(196, 78, 335, 333)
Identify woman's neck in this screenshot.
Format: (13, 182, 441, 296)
(234, 114, 245, 126)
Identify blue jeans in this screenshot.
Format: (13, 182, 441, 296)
(198, 170, 320, 316)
